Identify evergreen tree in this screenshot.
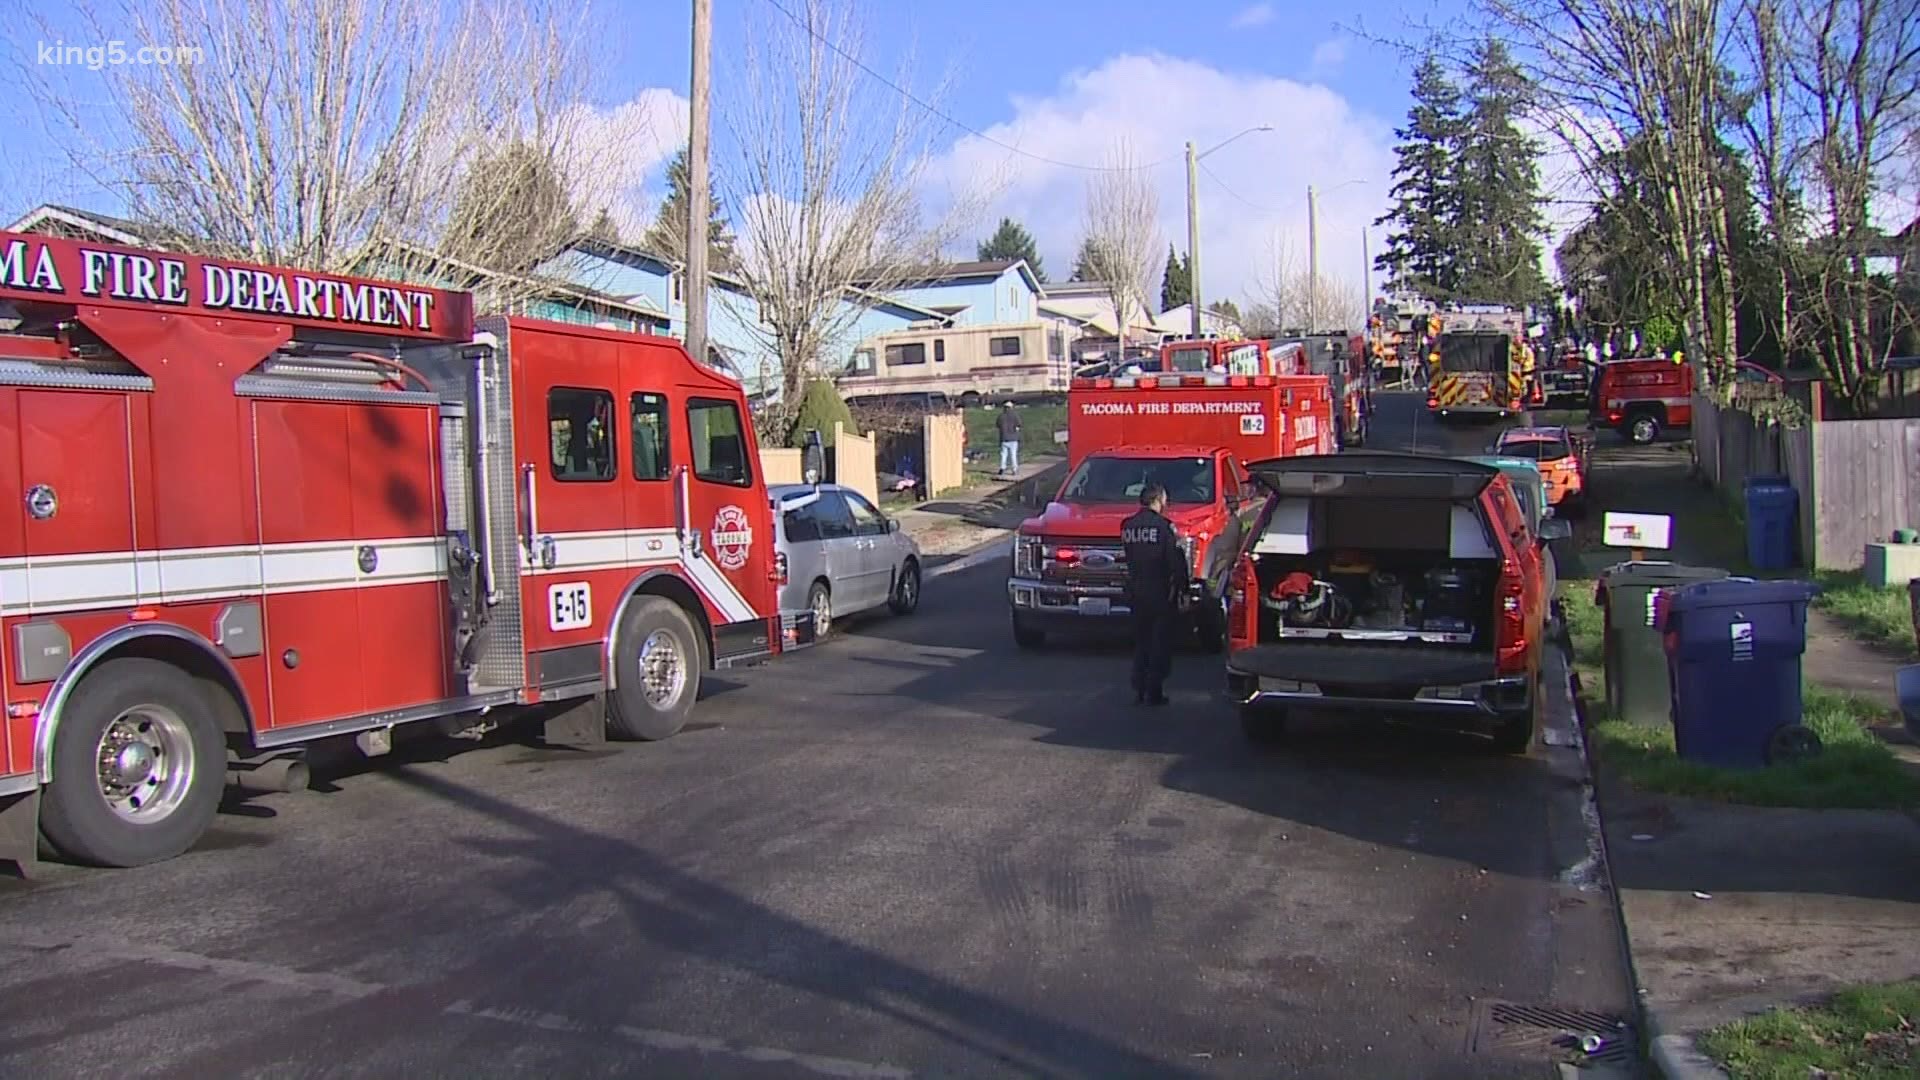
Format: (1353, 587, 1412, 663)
(1160, 244, 1191, 310)
(1070, 236, 1113, 282)
(1208, 299, 1242, 323)
(1452, 39, 1549, 305)
(443, 140, 579, 274)
(588, 207, 623, 245)
(643, 147, 738, 269)
(1374, 55, 1467, 299)
(785, 378, 855, 449)
(977, 217, 1047, 281)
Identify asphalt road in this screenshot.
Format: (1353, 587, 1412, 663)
(0, 390, 1634, 1079)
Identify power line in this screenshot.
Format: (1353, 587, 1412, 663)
(1198, 161, 1291, 214)
(752, 0, 1180, 174)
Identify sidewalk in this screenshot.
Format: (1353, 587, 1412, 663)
(1569, 438, 1920, 1079)
(893, 457, 1066, 558)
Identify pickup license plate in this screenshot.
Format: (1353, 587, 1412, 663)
(1078, 597, 1111, 616)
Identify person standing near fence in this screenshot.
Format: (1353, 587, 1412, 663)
(997, 402, 1022, 477)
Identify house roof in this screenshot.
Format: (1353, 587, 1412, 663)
(569, 237, 954, 323)
(10, 203, 154, 245)
(373, 238, 667, 320)
(853, 258, 1044, 296)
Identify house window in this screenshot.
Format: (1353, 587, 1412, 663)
(688, 397, 753, 487)
(549, 386, 617, 482)
(670, 272, 684, 303)
(933, 339, 946, 363)
(989, 336, 1022, 358)
(885, 342, 927, 366)
(631, 391, 670, 480)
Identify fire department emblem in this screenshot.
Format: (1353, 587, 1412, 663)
(712, 505, 753, 570)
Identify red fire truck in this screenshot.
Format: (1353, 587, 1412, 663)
(1155, 337, 1310, 378)
(0, 232, 798, 871)
(1006, 371, 1334, 651)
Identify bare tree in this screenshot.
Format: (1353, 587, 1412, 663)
(1456, 0, 1740, 390)
(5, 0, 631, 302)
(1730, 0, 1920, 406)
(1244, 229, 1365, 333)
(724, 0, 986, 437)
(1080, 140, 1162, 347)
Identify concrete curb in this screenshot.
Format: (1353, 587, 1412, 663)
(1564, 669, 1730, 1080)
(924, 538, 1007, 582)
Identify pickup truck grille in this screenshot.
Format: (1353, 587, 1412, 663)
(1041, 538, 1128, 586)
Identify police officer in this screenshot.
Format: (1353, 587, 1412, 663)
(1122, 482, 1188, 706)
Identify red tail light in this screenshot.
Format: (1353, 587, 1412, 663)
(774, 551, 789, 586)
(1427, 397, 1439, 408)
(1494, 563, 1529, 674)
(1606, 410, 1624, 424)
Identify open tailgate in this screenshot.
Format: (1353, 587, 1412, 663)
(1245, 452, 1501, 501)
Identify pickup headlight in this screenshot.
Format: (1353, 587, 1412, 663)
(1013, 535, 1038, 577)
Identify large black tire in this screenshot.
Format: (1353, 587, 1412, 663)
(1192, 597, 1226, 654)
(1011, 612, 1046, 650)
(1490, 675, 1540, 755)
(606, 596, 703, 741)
(1240, 703, 1288, 745)
(1625, 411, 1662, 444)
(40, 657, 226, 868)
(888, 558, 921, 616)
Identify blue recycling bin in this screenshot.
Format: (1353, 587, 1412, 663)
(1657, 578, 1821, 767)
(1743, 475, 1798, 571)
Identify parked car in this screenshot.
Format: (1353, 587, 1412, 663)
(770, 483, 922, 636)
(1463, 455, 1571, 635)
(1489, 425, 1588, 516)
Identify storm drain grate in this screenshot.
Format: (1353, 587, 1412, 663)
(1469, 1000, 1637, 1067)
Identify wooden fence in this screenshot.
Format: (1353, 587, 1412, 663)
(832, 422, 880, 507)
(1694, 382, 1920, 570)
(923, 412, 965, 498)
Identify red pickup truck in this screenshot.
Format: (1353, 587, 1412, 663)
(1006, 373, 1334, 651)
(1225, 453, 1554, 753)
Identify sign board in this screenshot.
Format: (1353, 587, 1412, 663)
(1602, 511, 1673, 550)
(0, 230, 474, 342)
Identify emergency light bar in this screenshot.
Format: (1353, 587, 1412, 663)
(1071, 374, 1279, 390)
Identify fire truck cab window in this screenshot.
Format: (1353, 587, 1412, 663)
(549, 386, 616, 482)
(1225, 345, 1260, 376)
(988, 335, 1021, 358)
(631, 392, 670, 480)
(1439, 334, 1507, 373)
(885, 343, 926, 366)
(688, 397, 753, 487)
(1167, 346, 1210, 372)
(1062, 455, 1215, 505)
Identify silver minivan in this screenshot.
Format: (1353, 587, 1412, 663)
(770, 483, 923, 635)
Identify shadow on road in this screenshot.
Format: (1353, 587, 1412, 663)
(850, 564, 1577, 880)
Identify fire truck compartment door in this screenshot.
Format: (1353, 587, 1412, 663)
(16, 390, 138, 615)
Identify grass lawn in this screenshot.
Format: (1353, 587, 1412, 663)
(1811, 568, 1918, 659)
(1560, 581, 1920, 810)
(963, 402, 1066, 459)
(1700, 979, 1920, 1079)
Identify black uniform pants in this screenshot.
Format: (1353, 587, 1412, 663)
(1131, 601, 1175, 696)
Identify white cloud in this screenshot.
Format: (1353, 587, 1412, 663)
(556, 87, 691, 237)
(1231, 3, 1276, 28)
(1309, 38, 1349, 75)
(928, 54, 1396, 315)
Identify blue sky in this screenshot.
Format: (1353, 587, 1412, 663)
(1, 0, 1519, 311)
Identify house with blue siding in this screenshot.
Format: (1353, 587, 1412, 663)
(866, 259, 1044, 326)
(537, 239, 954, 399)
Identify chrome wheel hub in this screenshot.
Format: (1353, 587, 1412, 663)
(638, 629, 686, 708)
(812, 591, 832, 635)
(95, 706, 195, 823)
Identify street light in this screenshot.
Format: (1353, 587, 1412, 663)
(1186, 125, 1274, 337)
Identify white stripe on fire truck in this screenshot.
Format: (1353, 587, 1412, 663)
(0, 538, 448, 617)
(515, 528, 759, 623)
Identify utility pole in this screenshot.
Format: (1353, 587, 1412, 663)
(1306, 184, 1320, 332)
(1361, 227, 1370, 314)
(684, 0, 713, 366)
(1185, 141, 1202, 338)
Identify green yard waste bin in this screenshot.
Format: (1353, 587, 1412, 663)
(1595, 562, 1732, 725)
